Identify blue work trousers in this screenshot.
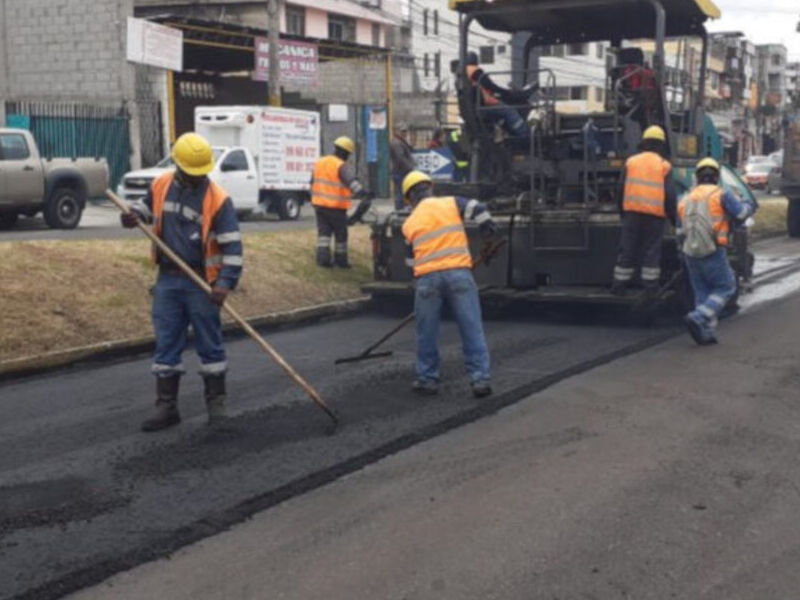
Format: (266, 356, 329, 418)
(484, 105, 527, 137)
(151, 272, 227, 377)
(414, 268, 491, 384)
(685, 248, 737, 341)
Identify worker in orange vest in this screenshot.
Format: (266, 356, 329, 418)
(120, 133, 243, 432)
(310, 136, 372, 268)
(401, 170, 501, 398)
(465, 51, 531, 137)
(611, 125, 678, 296)
(678, 157, 756, 345)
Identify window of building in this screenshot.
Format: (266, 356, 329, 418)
(768, 73, 781, 91)
(540, 45, 552, 57)
(552, 44, 565, 58)
(433, 10, 438, 35)
(372, 23, 381, 47)
(435, 51, 441, 78)
(479, 45, 494, 64)
(0, 134, 30, 160)
(772, 54, 783, 67)
(554, 87, 570, 101)
(424, 53, 429, 77)
(328, 14, 356, 43)
(596, 43, 604, 59)
(497, 44, 506, 55)
(285, 4, 305, 37)
(567, 43, 588, 56)
(570, 86, 588, 100)
(423, 9, 428, 35)
(594, 87, 604, 103)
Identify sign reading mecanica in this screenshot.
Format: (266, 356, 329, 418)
(253, 38, 319, 86)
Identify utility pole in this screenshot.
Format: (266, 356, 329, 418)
(267, 0, 281, 106)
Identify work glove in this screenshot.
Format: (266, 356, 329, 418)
(120, 211, 140, 228)
(348, 199, 373, 226)
(479, 219, 501, 242)
(209, 286, 229, 307)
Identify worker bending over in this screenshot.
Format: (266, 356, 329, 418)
(401, 171, 500, 398)
(121, 133, 243, 432)
(310, 136, 372, 268)
(611, 125, 677, 296)
(678, 158, 756, 345)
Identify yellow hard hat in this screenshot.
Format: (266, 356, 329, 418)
(696, 157, 720, 171)
(642, 125, 666, 142)
(334, 136, 355, 154)
(171, 133, 215, 176)
(402, 170, 433, 200)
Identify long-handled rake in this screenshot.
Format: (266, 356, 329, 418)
(335, 239, 507, 365)
(106, 190, 339, 428)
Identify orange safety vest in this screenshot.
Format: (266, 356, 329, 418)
(401, 196, 473, 277)
(466, 64, 499, 107)
(311, 155, 353, 210)
(678, 184, 730, 247)
(623, 151, 671, 217)
(150, 172, 229, 284)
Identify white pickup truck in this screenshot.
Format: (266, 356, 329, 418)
(0, 128, 109, 229)
(117, 105, 321, 220)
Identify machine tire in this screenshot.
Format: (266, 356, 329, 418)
(44, 187, 84, 229)
(277, 195, 301, 221)
(788, 197, 800, 238)
(0, 212, 19, 230)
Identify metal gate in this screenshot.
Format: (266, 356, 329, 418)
(4, 101, 131, 189)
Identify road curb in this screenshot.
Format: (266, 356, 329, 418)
(0, 297, 372, 383)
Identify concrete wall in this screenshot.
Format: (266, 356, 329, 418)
(2, 0, 134, 102)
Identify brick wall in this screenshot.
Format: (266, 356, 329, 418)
(2, 0, 134, 102)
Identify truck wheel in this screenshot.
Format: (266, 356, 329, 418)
(0, 212, 19, 230)
(44, 187, 83, 229)
(278, 195, 301, 221)
(787, 197, 800, 238)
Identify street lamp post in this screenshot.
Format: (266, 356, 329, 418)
(267, 0, 281, 106)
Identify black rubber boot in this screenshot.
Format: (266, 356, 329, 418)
(471, 380, 493, 398)
(316, 247, 333, 268)
(334, 253, 352, 269)
(610, 281, 627, 296)
(203, 373, 227, 425)
(141, 374, 181, 432)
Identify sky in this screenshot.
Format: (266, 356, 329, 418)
(709, 0, 800, 60)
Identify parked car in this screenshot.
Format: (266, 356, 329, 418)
(0, 128, 109, 230)
(744, 157, 781, 193)
(769, 149, 783, 167)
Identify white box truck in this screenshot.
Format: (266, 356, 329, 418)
(117, 105, 321, 221)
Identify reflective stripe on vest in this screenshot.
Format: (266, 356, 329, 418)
(311, 155, 352, 210)
(150, 172, 229, 284)
(678, 184, 730, 247)
(466, 64, 499, 106)
(623, 151, 671, 217)
(401, 196, 472, 277)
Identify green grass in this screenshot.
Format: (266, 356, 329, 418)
(0, 228, 372, 362)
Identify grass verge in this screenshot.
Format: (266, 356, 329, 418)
(751, 197, 787, 239)
(0, 228, 372, 363)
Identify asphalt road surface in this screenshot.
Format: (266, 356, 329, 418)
(1, 237, 799, 600)
(0, 199, 394, 242)
(71, 289, 800, 600)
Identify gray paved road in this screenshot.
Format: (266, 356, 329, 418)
(71, 291, 800, 600)
(0, 199, 394, 242)
(1, 236, 798, 600)
(0, 310, 674, 600)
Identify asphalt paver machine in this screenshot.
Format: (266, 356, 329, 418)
(365, 0, 754, 308)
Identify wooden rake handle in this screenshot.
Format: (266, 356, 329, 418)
(105, 189, 338, 426)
